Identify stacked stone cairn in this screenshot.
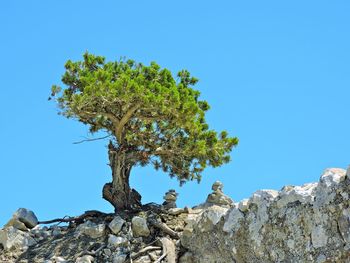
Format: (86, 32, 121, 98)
(205, 181, 234, 208)
(162, 189, 178, 209)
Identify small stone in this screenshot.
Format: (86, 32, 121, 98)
(108, 235, 129, 247)
(4, 218, 28, 231)
(108, 216, 125, 235)
(51, 256, 67, 262)
(52, 226, 61, 236)
(103, 248, 112, 257)
(131, 216, 150, 237)
(76, 221, 105, 239)
(237, 199, 249, 212)
(13, 208, 38, 229)
(112, 253, 127, 263)
(316, 254, 327, 263)
(168, 208, 185, 215)
(76, 255, 94, 263)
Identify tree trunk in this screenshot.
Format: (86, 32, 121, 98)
(102, 142, 141, 211)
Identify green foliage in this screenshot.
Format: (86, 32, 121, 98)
(52, 52, 238, 183)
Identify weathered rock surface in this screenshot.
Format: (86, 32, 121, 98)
(131, 216, 150, 237)
(183, 168, 350, 262)
(0, 226, 36, 251)
(1, 167, 350, 262)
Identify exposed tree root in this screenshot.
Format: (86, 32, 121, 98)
(158, 237, 176, 263)
(38, 210, 108, 225)
(130, 246, 161, 260)
(148, 218, 180, 239)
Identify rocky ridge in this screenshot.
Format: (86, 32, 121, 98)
(1, 167, 350, 262)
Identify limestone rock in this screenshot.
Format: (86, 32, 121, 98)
(76, 255, 94, 263)
(4, 218, 28, 231)
(51, 256, 67, 262)
(0, 226, 36, 250)
(237, 198, 249, 212)
(76, 221, 105, 239)
(112, 253, 127, 263)
(108, 216, 125, 235)
(1, 166, 349, 263)
(13, 208, 38, 229)
(108, 234, 129, 247)
(182, 167, 350, 262)
(131, 216, 150, 237)
(277, 183, 317, 208)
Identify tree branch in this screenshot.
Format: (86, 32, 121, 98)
(73, 134, 112, 144)
(79, 110, 120, 127)
(116, 104, 139, 142)
(130, 246, 161, 260)
(38, 210, 108, 225)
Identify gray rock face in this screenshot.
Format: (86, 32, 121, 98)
(131, 216, 150, 237)
(13, 208, 38, 229)
(0, 226, 36, 250)
(182, 168, 350, 262)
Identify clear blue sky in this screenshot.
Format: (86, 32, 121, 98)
(0, 1, 349, 226)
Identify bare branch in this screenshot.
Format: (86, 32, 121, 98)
(130, 246, 161, 260)
(38, 210, 108, 225)
(73, 134, 112, 144)
(148, 218, 180, 239)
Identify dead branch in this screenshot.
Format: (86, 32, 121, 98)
(130, 246, 161, 260)
(73, 134, 112, 144)
(148, 218, 180, 239)
(154, 253, 167, 263)
(155, 237, 176, 263)
(38, 210, 107, 225)
(78, 244, 106, 257)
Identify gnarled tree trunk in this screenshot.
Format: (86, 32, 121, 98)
(102, 141, 141, 211)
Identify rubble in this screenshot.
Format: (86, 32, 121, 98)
(1, 167, 350, 262)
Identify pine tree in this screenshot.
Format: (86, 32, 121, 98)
(51, 52, 238, 211)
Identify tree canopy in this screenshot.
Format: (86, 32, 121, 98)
(51, 52, 238, 209)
